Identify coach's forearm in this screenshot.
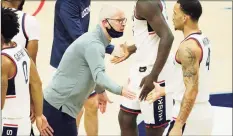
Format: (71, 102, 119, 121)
(30, 82, 43, 117)
(150, 34, 174, 79)
(95, 71, 122, 95)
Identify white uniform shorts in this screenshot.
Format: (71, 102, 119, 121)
(2, 117, 32, 136)
(163, 100, 213, 135)
(120, 60, 175, 128)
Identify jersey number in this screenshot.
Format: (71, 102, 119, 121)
(206, 47, 210, 70)
(22, 61, 28, 83)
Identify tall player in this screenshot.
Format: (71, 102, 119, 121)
(1, 8, 53, 136)
(146, 0, 213, 135)
(112, 0, 174, 136)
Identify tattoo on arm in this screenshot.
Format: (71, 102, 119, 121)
(177, 47, 199, 125)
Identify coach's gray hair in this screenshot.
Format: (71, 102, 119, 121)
(99, 4, 121, 23)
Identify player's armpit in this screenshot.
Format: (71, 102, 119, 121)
(26, 40, 38, 64)
(175, 40, 202, 126)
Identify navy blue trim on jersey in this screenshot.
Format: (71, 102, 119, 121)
(2, 124, 18, 136)
(6, 78, 16, 97)
(153, 96, 168, 126)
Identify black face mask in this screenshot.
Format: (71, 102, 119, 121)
(106, 21, 123, 38)
(18, 0, 25, 11)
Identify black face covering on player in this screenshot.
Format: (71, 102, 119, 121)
(106, 20, 123, 38)
(18, 0, 25, 11)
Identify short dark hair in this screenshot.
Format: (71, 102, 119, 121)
(1, 7, 19, 43)
(177, 0, 202, 21)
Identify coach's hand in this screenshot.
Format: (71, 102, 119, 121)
(139, 74, 157, 101)
(121, 87, 136, 100)
(111, 43, 131, 64)
(36, 115, 54, 136)
(97, 92, 113, 114)
(146, 82, 165, 104)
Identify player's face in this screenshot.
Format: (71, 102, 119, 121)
(107, 11, 127, 32)
(173, 3, 185, 31)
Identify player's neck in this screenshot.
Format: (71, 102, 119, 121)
(2, 42, 16, 49)
(183, 23, 200, 38)
(2, 2, 18, 9)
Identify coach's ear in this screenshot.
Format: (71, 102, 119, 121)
(102, 19, 110, 28)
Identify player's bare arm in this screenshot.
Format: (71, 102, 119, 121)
(136, 0, 174, 100)
(136, 0, 174, 80)
(111, 43, 137, 64)
(29, 58, 54, 135)
(127, 44, 137, 54)
(26, 40, 38, 64)
(1, 55, 15, 109)
(26, 40, 39, 122)
(29, 58, 43, 116)
(174, 39, 201, 128)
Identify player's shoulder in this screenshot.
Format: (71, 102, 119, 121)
(23, 13, 38, 22)
(179, 39, 202, 60)
(136, 0, 160, 9)
(1, 53, 15, 69)
(136, 0, 162, 18)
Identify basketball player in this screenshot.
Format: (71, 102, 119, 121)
(2, 0, 39, 64)
(146, 0, 214, 135)
(50, 1, 125, 135)
(43, 5, 136, 136)
(2, 0, 40, 123)
(111, 0, 175, 136)
(1, 8, 53, 136)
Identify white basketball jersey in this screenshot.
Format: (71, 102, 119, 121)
(173, 32, 211, 102)
(1, 44, 31, 118)
(11, 9, 29, 48)
(132, 0, 169, 67)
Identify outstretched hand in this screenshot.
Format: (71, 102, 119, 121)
(97, 92, 113, 114)
(146, 82, 166, 104)
(111, 43, 131, 64)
